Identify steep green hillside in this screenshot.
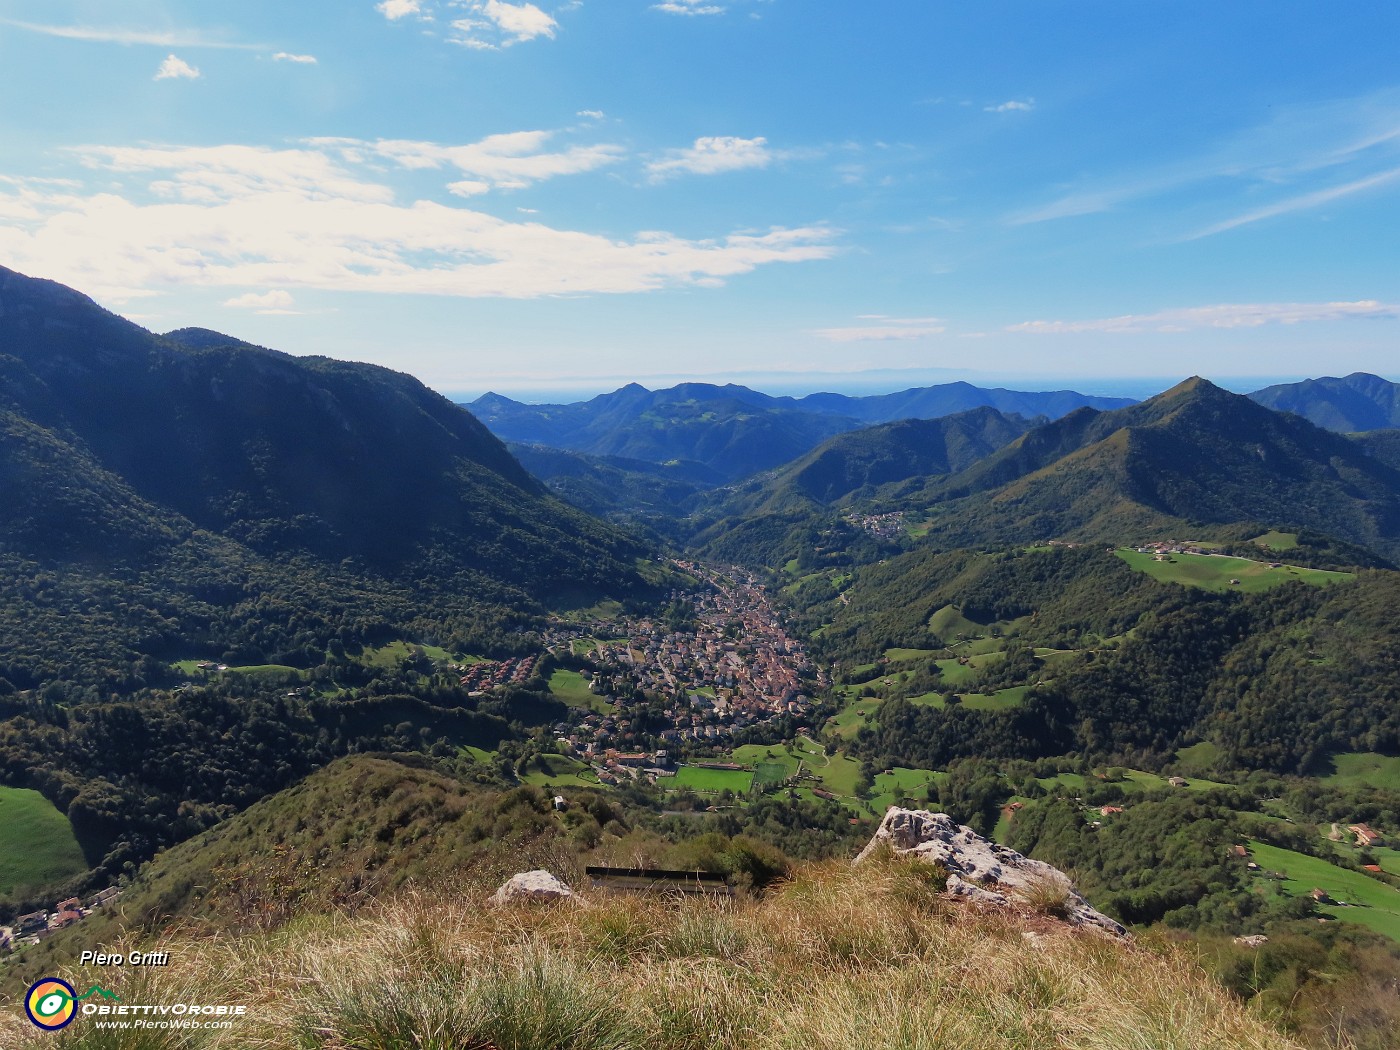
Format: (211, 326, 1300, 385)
(907, 379, 1400, 560)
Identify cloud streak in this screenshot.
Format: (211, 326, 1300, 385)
(0, 142, 836, 303)
(1007, 301, 1400, 335)
(813, 316, 946, 342)
(0, 19, 262, 49)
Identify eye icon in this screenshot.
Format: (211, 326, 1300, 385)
(25, 979, 78, 1030)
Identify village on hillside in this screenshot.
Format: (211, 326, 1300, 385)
(538, 561, 824, 784)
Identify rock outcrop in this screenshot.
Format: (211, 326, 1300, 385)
(490, 869, 575, 906)
(855, 808, 1127, 937)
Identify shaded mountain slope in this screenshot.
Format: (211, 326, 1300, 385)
(0, 265, 644, 593)
(1250, 372, 1400, 432)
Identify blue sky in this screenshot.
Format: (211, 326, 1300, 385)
(1, 1, 1397, 400)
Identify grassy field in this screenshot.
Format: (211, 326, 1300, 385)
(0, 786, 88, 895)
(1322, 752, 1400, 792)
(673, 765, 754, 794)
(519, 754, 602, 789)
(868, 767, 942, 814)
(1116, 549, 1352, 592)
(927, 604, 990, 641)
(1175, 741, 1224, 776)
(829, 696, 881, 740)
(1252, 530, 1299, 550)
(1249, 841, 1400, 942)
(547, 669, 611, 713)
(910, 686, 1027, 711)
(884, 647, 941, 663)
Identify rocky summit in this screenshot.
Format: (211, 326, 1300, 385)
(855, 807, 1128, 937)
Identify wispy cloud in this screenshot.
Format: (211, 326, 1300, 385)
(813, 316, 946, 342)
(315, 130, 623, 193)
(985, 99, 1034, 113)
(1185, 165, 1400, 239)
(0, 19, 260, 49)
(224, 290, 299, 314)
(155, 55, 201, 81)
(272, 52, 318, 64)
(653, 1, 726, 14)
(1009, 89, 1400, 230)
(648, 136, 772, 178)
(0, 140, 836, 302)
(1007, 300, 1400, 335)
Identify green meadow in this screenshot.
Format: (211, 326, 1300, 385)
(1249, 841, 1400, 943)
(1322, 752, 1400, 792)
(0, 786, 88, 895)
(1115, 549, 1351, 593)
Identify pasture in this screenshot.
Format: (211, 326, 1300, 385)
(1248, 841, 1400, 943)
(0, 786, 88, 895)
(548, 669, 610, 712)
(1116, 549, 1351, 593)
(1322, 752, 1400, 792)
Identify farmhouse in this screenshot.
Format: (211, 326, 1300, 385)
(1348, 823, 1382, 847)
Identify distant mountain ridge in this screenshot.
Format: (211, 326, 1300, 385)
(1248, 372, 1400, 432)
(468, 381, 1133, 480)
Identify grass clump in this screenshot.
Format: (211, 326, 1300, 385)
(14, 860, 1302, 1050)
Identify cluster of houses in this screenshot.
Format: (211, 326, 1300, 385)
(457, 654, 540, 693)
(541, 562, 821, 775)
(844, 511, 906, 540)
(1, 886, 119, 954)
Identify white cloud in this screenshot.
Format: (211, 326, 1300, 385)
(648, 136, 772, 178)
(377, 0, 423, 20)
(985, 99, 1034, 113)
(273, 52, 318, 64)
(0, 19, 260, 49)
(1007, 301, 1400, 335)
(577, 109, 605, 120)
(320, 130, 623, 192)
(224, 290, 299, 314)
(653, 1, 726, 14)
(449, 1, 557, 48)
(0, 141, 836, 303)
(155, 55, 201, 80)
(813, 317, 946, 342)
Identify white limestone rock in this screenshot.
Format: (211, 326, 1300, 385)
(855, 807, 1128, 937)
(490, 869, 575, 906)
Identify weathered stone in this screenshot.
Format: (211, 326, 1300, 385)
(490, 869, 575, 906)
(1233, 934, 1269, 948)
(855, 808, 1128, 937)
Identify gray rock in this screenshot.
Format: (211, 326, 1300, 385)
(855, 808, 1127, 937)
(490, 869, 575, 906)
(1233, 934, 1269, 948)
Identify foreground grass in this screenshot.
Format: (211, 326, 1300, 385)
(7, 861, 1301, 1050)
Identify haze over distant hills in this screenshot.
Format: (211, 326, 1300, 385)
(468, 381, 1133, 480)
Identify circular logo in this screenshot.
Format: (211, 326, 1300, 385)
(25, 978, 78, 1030)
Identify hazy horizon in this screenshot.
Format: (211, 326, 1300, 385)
(440, 369, 1352, 406)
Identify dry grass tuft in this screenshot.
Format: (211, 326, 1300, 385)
(12, 856, 1303, 1049)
